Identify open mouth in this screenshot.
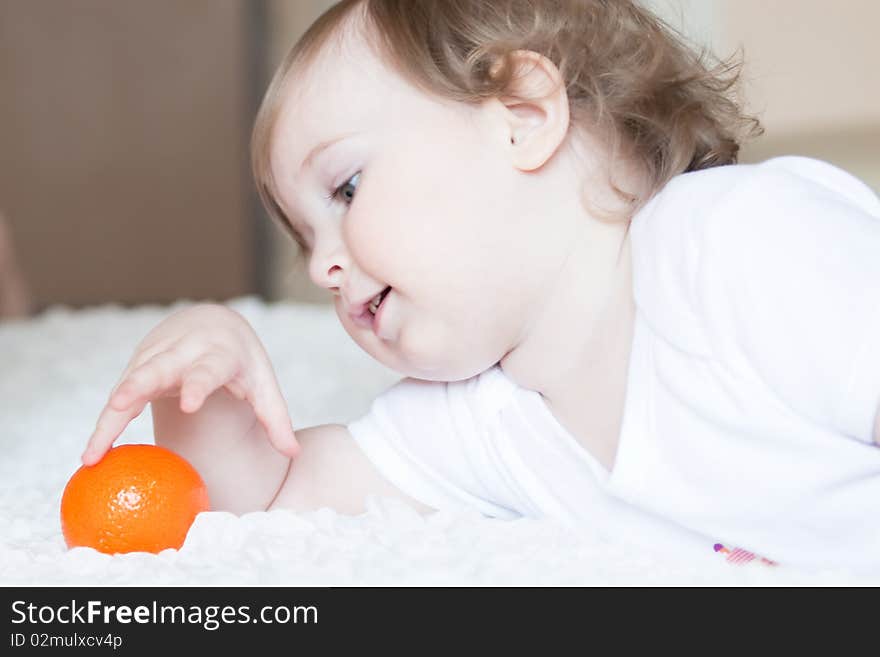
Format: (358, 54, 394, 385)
(367, 286, 391, 316)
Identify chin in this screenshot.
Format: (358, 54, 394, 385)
(396, 350, 499, 383)
(342, 316, 499, 382)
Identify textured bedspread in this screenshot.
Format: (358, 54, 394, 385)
(0, 297, 871, 585)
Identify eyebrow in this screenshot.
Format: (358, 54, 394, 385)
(298, 132, 357, 175)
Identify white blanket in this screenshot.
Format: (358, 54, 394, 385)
(1, 296, 871, 585)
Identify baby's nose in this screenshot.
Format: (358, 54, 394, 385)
(308, 251, 344, 288)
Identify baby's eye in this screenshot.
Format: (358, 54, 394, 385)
(331, 172, 360, 205)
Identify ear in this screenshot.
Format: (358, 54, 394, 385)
(485, 50, 570, 172)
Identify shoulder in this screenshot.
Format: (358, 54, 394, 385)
(699, 156, 879, 248)
(694, 156, 880, 292)
(628, 156, 879, 355)
(639, 156, 878, 239)
(746, 156, 879, 213)
(628, 162, 754, 355)
(691, 157, 880, 360)
(382, 364, 520, 427)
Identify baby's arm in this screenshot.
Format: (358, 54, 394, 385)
(149, 387, 293, 515)
(267, 424, 435, 515)
(153, 396, 435, 515)
(85, 303, 434, 517)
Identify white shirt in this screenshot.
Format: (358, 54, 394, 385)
(347, 156, 880, 572)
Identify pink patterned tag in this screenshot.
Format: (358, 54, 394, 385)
(713, 543, 778, 566)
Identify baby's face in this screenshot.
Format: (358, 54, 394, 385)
(269, 27, 580, 382)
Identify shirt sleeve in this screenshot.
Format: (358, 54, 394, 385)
(346, 374, 521, 518)
(698, 156, 880, 443)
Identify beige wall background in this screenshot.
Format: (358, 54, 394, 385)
(2, 1, 875, 312)
(261, 0, 880, 303)
(1, 0, 257, 312)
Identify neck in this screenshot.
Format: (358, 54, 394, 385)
(499, 217, 635, 409)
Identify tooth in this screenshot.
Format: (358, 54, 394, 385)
(367, 288, 388, 315)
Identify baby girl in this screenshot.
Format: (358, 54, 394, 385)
(83, 0, 880, 572)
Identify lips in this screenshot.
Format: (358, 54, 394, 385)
(369, 286, 391, 314)
(346, 287, 388, 318)
(371, 287, 392, 338)
(347, 286, 392, 335)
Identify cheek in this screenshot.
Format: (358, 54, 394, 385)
(345, 135, 523, 302)
(343, 158, 464, 281)
(398, 162, 491, 247)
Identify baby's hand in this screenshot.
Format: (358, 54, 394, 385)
(82, 303, 300, 465)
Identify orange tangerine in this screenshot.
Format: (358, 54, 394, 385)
(61, 444, 210, 554)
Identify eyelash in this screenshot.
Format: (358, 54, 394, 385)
(301, 171, 358, 254)
(324, 172, 360, 206)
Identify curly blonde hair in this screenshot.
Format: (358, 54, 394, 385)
(252, 0, 763, 254)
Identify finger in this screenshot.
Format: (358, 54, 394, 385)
(109, 335, 202, 408)
(108, 346, 188, 411)
(179, 353, 239, 413)
(81, 401, 148, 465)
(85, 342, 184, 465)
(109, 336, 180, 400)
(249, 376, 301, 458)
(224, 378, 248, 402)
(245, 340, 301, 457)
